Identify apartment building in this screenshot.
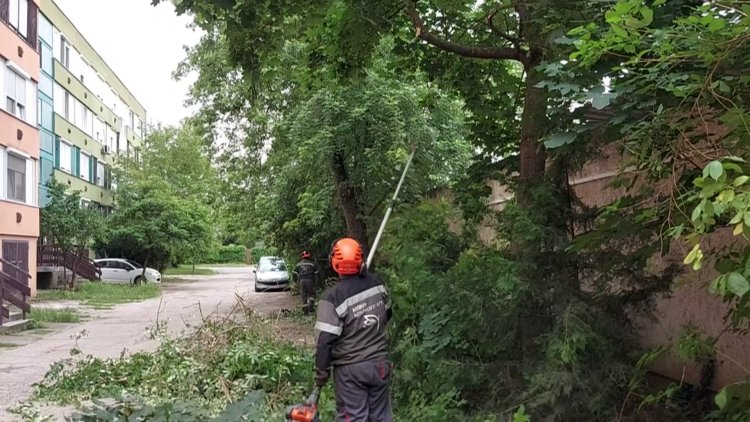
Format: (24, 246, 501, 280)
(0, 0, 41, 299)
(1, 0, 146, 308)
(38, 0, 146, 212)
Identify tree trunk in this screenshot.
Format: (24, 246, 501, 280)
(331, 152, 369, 245)
(141, 256, 149, 284)
(517, 56, 547, 185)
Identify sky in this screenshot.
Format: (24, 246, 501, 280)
(55, 0, 203, 126)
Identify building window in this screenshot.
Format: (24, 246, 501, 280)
(7, 153, 26, 202)
(96, 162, 105, 187)
(80, 152, 90, 181)
(59, 141, 72, 173)
(63, 91, 71, 120)
(5, 69, 27, 120)
(40, 100, 53, 129)
(74, 101, 84, 128)
(60, 37, 70, 68)
(9, 0, 29, 38)
(40, 43, 53, 75)
(94, 117, 105, 143)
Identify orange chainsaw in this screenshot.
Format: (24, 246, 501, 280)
(285, 387, 321, 422)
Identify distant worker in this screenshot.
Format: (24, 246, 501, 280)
(314, 238, 393, 421)
(293, 250, 319, 315)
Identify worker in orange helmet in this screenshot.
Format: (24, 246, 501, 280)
(314, 238, 393, 421)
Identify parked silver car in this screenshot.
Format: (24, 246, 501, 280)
(253, 256, 290, 292)
(94, 258, 162, 284)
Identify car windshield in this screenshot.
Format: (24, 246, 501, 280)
(259, 259, 287, 272)
(125, 259, 143, 268)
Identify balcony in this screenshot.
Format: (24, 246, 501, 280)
(0, 24, 39, 81)
(54, 60, 121, 130)
(125, 125, 143, 148)
(54, 169, 114, 207)
(0, 110, 39, 158)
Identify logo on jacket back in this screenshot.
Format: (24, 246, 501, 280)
(297, 263, 315, 278)
(362, 314, 380, 331)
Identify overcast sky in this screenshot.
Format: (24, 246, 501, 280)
(55, 0, 203, 126)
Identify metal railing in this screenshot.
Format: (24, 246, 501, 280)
(0, 257, 31, 326)
(38, 245, 102, 282)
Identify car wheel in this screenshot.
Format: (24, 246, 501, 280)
(134, 276, 143, 285)
(254, 282, 260, 293)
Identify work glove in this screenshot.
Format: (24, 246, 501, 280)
(314, 367, 330, 387)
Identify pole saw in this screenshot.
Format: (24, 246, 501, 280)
(366, 144, 417, 270)
(286, 146, 416, 422)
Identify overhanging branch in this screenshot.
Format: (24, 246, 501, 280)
(403, 0, 528, 64)
(487, 8, 521, 49)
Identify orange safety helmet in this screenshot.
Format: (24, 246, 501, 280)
(330, 238, 364, 276)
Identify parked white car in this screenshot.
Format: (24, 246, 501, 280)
(253, 256, 290, 292)
(94, 259, 162, 284)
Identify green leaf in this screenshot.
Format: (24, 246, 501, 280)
(591, 92, 616, 110)
(723, 162, 742, 173)
(734, 176, 749, 187)
(653, 0, 666, 5)
(727, 272, 750, 297)
(691, 201, 704, 222)
(640, 7, 654, 26)
(707, 161, 723, 180)
(710, 275, 725, 294)
(705, 201, 715, 217)
(544, 132, 576, 149)
(612, 25, 628, 38)
(734, 223, 744, 236)
(715, 387, 728, 409)
(707, 17, 726, 32)
(684, 244, 700, 265)
(605, 10, 621, 24)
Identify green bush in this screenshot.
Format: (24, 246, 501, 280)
(204, 244, 247, 264)
(250, 247, 278, 265)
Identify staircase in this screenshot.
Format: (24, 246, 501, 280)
(0, 257, 31, 329)
(38, 245, 101, 282)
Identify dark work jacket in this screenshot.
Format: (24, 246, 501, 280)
(314, 273, 392, 370)
(293, 259, 318, 282)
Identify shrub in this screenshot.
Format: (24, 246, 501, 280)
(250, 246, 279, 265)
(205, 244, 247, 264)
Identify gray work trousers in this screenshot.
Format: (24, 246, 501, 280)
(300, 279, 315, 314)
(333, 360, 393, 422)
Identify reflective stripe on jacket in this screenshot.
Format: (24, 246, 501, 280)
(315, 272, 392, 369)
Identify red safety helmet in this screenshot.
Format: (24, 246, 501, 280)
(301, 251, 311, 259)
(330, 238, 363, 276)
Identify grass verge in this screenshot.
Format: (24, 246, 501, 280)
(28, 299, 333, 420)
(30, 308, 81, 324)
(0, 342, 18, 348)
(163, 265, 216, 276)
(36, 283, 161, 307)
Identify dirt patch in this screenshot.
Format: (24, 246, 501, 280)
(242, 291, 316, 347)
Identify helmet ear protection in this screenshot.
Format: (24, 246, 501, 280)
(329, 237, 367, 276)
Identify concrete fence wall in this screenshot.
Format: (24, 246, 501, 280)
(480, 145, 750, 390)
